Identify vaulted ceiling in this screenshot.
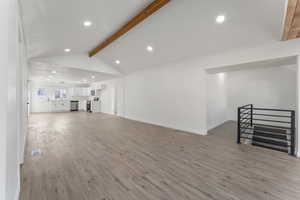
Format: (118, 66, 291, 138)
(20, 0, 288, 84)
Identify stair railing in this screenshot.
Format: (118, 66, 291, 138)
(237, 104, 296, 156)
(237, 104, 253, 144)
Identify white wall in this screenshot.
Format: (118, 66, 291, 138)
(93, 60, 207, 135)
(19, 40, 29, 165)
(91, 78, 124, 116)
(0, 0, 21, 200)
(97, 60, 296, 135)
(227, 66, 297, 120)
(205, 65, 297, 125)
(206, 73, 227, 130)
(123, 60, 207, 135)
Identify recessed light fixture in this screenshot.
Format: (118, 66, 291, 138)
(51, 70, 56, 74)
(64, 48, 71, 52)
(147, 45, 154, 52)
(47, 78, 51, 81)
(48, 75, 53, 78)
(83, 20, 92, 27)
(82, 79, 87, 82)
(91, 75, 95, 79)
(216, 15, 226, 24)
(115, 60, 120, 65)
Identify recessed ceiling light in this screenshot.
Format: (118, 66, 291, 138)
(47, 78, 51, 81)
(147, 45, 154, 52)
(216, 15, 225, 24)
(83, 20, 92, 27)
(115, 60, 120, 65)
(64, 48, 71, 52)
(51, 70, 56, 74)
(91, 75, 95, 79)
(82, 79, 87, 82)
(48, 75, 53, 78)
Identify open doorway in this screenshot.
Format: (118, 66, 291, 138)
(206, 56, 297, 129)
(205, 56, 298, 155)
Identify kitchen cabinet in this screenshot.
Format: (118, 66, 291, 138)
(69, 87, 89, 97)
(51, 100, 70, 112)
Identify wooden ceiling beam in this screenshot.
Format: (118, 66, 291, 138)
(88, 0, 170, 57)
(282, 0, 298, 40)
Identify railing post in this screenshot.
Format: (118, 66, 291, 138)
(237, 107, 241, 144)
(250, 104, 253, 127)
(290, 110, 295, 156)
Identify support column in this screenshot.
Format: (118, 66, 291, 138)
(0, 0, 19, 200)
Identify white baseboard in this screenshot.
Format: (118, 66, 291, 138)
(122, 115, 207, 136)
(13, 163, 21, 200)
(14, 181, 20, 200)
(207, 120, 233, 131)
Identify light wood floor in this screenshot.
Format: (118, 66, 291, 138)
(21, 112, 300, 200)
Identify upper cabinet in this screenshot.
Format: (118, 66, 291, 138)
(69, 87, 90, 97)
(82, 88, 90, 96)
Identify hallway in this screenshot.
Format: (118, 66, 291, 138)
(21, 113, 300, 200)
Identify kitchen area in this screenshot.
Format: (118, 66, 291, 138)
(29, 83, 103, 113)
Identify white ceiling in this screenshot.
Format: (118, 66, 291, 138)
(205, 56, 297, 74)
(29, 54, 121, 85)
(20, 0, 287, 81)
(30, 62, 118, 83)
(21, 0, 152, 58)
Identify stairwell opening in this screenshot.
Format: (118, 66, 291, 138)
(205, 56, 298, 155)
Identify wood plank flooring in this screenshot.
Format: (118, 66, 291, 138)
(21, 112, 300, 200)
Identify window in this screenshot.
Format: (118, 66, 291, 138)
(62, 89, 67, 98)
(54, 89, 61, 99)
(55, 89, 67, 99)
(37, 88, 47, 96)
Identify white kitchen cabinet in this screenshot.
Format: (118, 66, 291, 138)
(51, 100, 70, 112)
(79, 100, 87, 111)
(69, 87, 89, 97)
(82, 88, 89, 96)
